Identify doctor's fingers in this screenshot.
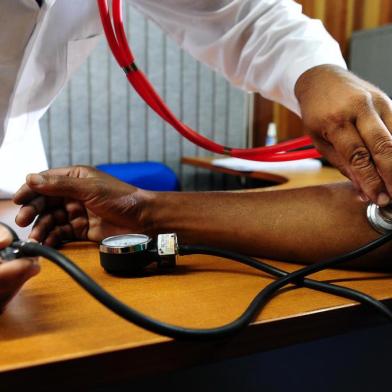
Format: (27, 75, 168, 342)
(312, 137, 350, 177)
(323, 122, 389, 205)
(355, 106, 392, 200)
(0, 258, 40, 312)
(0, 225, 13, 248)
(313, 137, 364, 194)
(0, 257, 40, 282)
(0, 259, 40, 311)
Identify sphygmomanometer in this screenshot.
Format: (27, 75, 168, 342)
(0, 202, 391, 340)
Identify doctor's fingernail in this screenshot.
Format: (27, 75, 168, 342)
(359, 192, 369, 203)
(28, 174, 45, 185)
(377, 192, 390, 207)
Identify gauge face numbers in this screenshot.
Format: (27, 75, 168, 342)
(102, 234, 150, 248)
(100, 234, 151, 254)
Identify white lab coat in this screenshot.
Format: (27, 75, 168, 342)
(0, 0, 346, 197)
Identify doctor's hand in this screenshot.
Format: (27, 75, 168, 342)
(295, 65, 392, 207)
(13, 166, 152, 247)
(0, 225, 40, 312)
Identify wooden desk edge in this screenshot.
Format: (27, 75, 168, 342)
(1, 299, 390, 389)
(181, 156, 289, 184)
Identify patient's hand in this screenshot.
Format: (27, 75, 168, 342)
(14, 166, 153, 247)
(0, 226, 40, 312)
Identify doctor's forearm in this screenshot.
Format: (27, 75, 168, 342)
(143, 182, 389, 268)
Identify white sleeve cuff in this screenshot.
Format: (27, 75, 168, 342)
(279, 20, 347, 116)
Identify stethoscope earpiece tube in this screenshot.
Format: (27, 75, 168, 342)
(97, 0, 321, 162)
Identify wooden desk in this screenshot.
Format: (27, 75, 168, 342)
(1, 171, 391, 389)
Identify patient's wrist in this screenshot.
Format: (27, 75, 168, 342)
(139, 191, 194, 239)
(136, 190, 167, 236)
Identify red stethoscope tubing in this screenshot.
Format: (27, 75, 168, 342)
(97, 0, 321, 161)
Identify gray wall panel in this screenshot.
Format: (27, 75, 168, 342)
(41, 5, 248, 190)
(350, 24, 392, 96)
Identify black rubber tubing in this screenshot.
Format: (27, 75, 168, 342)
(12, 234, 392, 341)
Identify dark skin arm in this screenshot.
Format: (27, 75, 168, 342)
(13, 166, 390, 270)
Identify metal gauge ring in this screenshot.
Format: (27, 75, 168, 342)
(100, 234, 151, 254)
(99, 234, 154, 275)
(366, 203, 392, 234)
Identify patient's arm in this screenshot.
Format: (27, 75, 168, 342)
(14, 166, 390, 270)
(146, 182, 388, 269)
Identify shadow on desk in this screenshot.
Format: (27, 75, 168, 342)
(97, 324, 392, 392)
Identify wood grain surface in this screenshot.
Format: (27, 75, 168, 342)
(0, 168, 391, 389)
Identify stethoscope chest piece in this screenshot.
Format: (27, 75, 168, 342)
(99, 233, 178, 275)
(367, 203, 392, 234)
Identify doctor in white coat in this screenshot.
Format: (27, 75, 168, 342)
(1, 0, 392, 310)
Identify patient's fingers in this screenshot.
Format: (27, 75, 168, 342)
(30, 214, 55, 243)
(14, 167, 78, 206)
(65, 200, 86, 221)
(42, 224, 75, 247)
(30, 209, 68, 243)
(15, 193, 65, 228)
(15, 196, 47, 227)
(13, 183, 39, 205)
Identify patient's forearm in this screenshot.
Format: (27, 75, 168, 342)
(144, 182, 389, 269)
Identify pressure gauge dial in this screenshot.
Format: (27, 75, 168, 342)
(100, 234, 151, 254)
(99, 233, 178, 275)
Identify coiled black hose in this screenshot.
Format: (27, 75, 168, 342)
(10, 232, 392, 341)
